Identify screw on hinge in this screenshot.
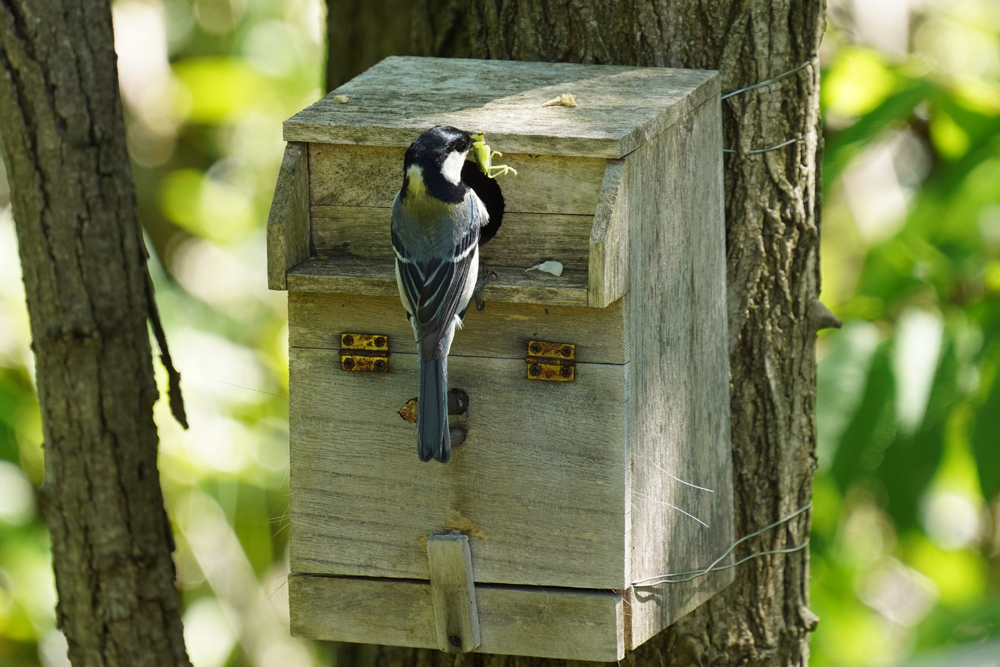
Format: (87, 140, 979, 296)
(340, 333, 390, 372)
(525, 340, 576, 381)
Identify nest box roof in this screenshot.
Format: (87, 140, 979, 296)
(283, 56, 719, 158)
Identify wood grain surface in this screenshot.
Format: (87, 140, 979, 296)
(284, 56, 718, 158)
(288, 348, 629, 589)
(588, 159, 629, 308)
(289, 574, 624, 661)
(287, 292, 627, 364)
(623, 94, 734, 648)
(427, 535, 481, 653)
(266, 142, 311, 289)
(286, 256, 590, 307)
(311, 206, 593, 273)
(309, 143, 606, 214)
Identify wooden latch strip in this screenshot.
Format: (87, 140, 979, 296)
(340, 333, 389, 372)
(526, 340, 576, 381)
(427, 534, 481, 653)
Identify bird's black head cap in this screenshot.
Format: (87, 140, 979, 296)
(400, 126, 474, 204)
(404, 125, 473, 171)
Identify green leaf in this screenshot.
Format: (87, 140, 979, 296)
(830, 343, 897, 491)
(824, 82, 935, 190)
(970, 342, 1000, 501)
(816, 322, 881, 470)
(822, 48, 898, 117)
(172, 57, 270, 124)
(876, 337, 957, 530)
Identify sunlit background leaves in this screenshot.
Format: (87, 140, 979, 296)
(0, 0, 998, 665)
(815, 0, 1000, 664)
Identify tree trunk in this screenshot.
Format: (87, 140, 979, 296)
(0, 2, 191, 666)
(328, 1, 825, 665)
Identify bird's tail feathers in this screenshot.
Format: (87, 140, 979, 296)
(417, 354, 450, 463)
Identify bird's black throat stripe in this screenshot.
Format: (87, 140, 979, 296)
(400, 168, 468, 205)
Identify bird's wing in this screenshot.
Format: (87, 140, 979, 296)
(392, 196, 483, 358)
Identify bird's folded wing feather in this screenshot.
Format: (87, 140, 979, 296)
(392, 201, 483, 357)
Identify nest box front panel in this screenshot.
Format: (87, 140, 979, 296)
(289, 346, 629, 590)
(287, 294, 628, 364)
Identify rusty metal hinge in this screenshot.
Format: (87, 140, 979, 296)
(340, 333, 389, 372)
(525, 340, 575, 381)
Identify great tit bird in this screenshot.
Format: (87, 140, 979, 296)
(391, 126, 488, 463)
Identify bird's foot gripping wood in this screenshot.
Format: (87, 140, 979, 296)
(474, 269, 498, 312)
(471, 132, 517, 179)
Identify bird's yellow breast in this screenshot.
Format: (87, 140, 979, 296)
(404, 165, 457, 219)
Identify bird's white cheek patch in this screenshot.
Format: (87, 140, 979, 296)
(441, 150, 468, 185)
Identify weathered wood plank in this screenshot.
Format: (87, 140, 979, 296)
(311, 206, 592, 272)
(266, 142, 310, 290)
(284, 57, 719, 158)
(309, 143, 606, 214)
(286, 256, 590, 307)
(288, 292, 627, 365)
(588, 160, 628, 308)
(427, 535, 481, 653)
(289, 574, 624, 661)
(623, 97, 734, 647)
(288, 348, 628, 589)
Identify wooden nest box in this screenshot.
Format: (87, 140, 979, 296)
(267, 56, 734, 662)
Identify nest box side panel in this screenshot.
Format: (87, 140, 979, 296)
(289, 574, 624, 661)
(287, 293, 629, 365)
(588, 159, 629, 308)
(288, 348, 629, 589)
(266, 142, 310, 290)
(625, 93, 734, 648)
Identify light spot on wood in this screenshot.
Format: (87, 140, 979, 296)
(443, 511, 488, 542)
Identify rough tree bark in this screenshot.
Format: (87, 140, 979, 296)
(328, 1, 825, 666)
(0, 1, 191, 666)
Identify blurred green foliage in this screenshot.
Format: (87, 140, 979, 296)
(813, 1, 1000, 664)
(0, 1, 998, 666)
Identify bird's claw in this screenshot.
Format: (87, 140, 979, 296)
(474, 269, 498, 311)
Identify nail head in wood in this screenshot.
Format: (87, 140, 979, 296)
(426, 534, 480, 653)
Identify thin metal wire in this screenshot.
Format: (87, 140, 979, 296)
(662, 470, 715, 492)
(722, 132, 809, 155)
(633, 454, 715, 492)
(637, 540, 812, 585)
(631, 502, 812, 587)
(720, 57, 818, 100)
(631, 494, 709, 528)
